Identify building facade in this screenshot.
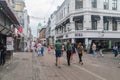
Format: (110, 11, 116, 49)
(39, 28, 46, 46)
(14, 0, 30, 52)
(54, 0, 120, 49)
(0, 0, 19, 60)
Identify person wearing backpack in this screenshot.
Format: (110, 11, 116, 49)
(77, 42, 84, 65)
(55, 39, 62, 68)
(66, 41, 72, 66)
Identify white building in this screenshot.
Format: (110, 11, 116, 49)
(54, 0, 120, 49)
(50, 11, 57, 45)
(14, 0, 31, 51)
(46, 11, 57, 46)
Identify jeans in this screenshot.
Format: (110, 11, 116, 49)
(113, 50, 118, 57)
(93, 50, 96, 57)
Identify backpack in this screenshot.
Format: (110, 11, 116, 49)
(37, 46, 41, 51)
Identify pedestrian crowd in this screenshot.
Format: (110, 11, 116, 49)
(31, 39, 120, 68)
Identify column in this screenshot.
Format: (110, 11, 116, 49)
(97, 16, 103, 31)
(84, 15, 91, 30)
(70, 16, 75, 31)
(97, 0, 103, 9)
(85, 38, 89, 49)
(117, 22, 120, 31)
(70, 0, 75, 11)
(109, 40, 112, 49)
(109, 0, 112, 10)
(84, 0, 91, 9)
(118, 0, 120, 11)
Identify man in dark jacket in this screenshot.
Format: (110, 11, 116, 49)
(0, 43, 6, 65)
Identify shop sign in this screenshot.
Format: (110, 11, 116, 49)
(75, 33, 83, 36)
(6, 37, 14, 51)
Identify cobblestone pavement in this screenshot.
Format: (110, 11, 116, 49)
(0, 49, 120, 80)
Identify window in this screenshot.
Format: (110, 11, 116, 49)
(112, 21, 117, 31)
(64, 26, 66, 32)
(112, 0, 117, 10)
(75, 21, 83, 30)
(64, 8, 65, 16)
(75, 0, 83, 9)
(104, 0, 109, 9)
(92, 0, 97, 8)
(92, 21, 97, 30)
(67, 4, 69, 13)
(104, 21, 109, 30)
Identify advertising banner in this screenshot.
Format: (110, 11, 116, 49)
(6, 37, 14, 51)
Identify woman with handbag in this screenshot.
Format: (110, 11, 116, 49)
(77, 42, 84, 65)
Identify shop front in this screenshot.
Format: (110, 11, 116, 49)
(0, 1, 19, 64)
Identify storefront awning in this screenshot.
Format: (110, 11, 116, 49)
(62, 19, 70, 26)
(0, 1, 19, 25)
(103, 16, 112, 22)
(73, 16, 84, 21)
(112, 17, 120, 22)
(91, 15, 101, 21)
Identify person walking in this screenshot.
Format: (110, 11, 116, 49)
(47, 45, 51, 54)
(61, 44, 65, 56)
(66, 41, 72, 66)
(92, 42, 97, 57)
(71, 43, 76, 63)
(0, 43, 6, 66)
(41, 45, 44, 56)
(113, 44, 118, 58)
(55, 39, 62, 68)
(76, 42, 84, 65)
(98, 43, 104, 57)
(36, 42, 42, 56)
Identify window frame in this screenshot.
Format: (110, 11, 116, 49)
(104, 0, 109, 10)
(75, 0, 83, 9)
(112, 0, 117, 10)
(92, 0, 97, 8)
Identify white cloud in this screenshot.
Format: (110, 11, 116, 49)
(25, 0, 64, 37)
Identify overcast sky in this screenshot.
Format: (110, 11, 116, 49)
(25, 0, 64, 37)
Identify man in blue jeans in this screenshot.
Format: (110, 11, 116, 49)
(55, 39, 62, 68)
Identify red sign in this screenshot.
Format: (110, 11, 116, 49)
(17, 27, 23, 33)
